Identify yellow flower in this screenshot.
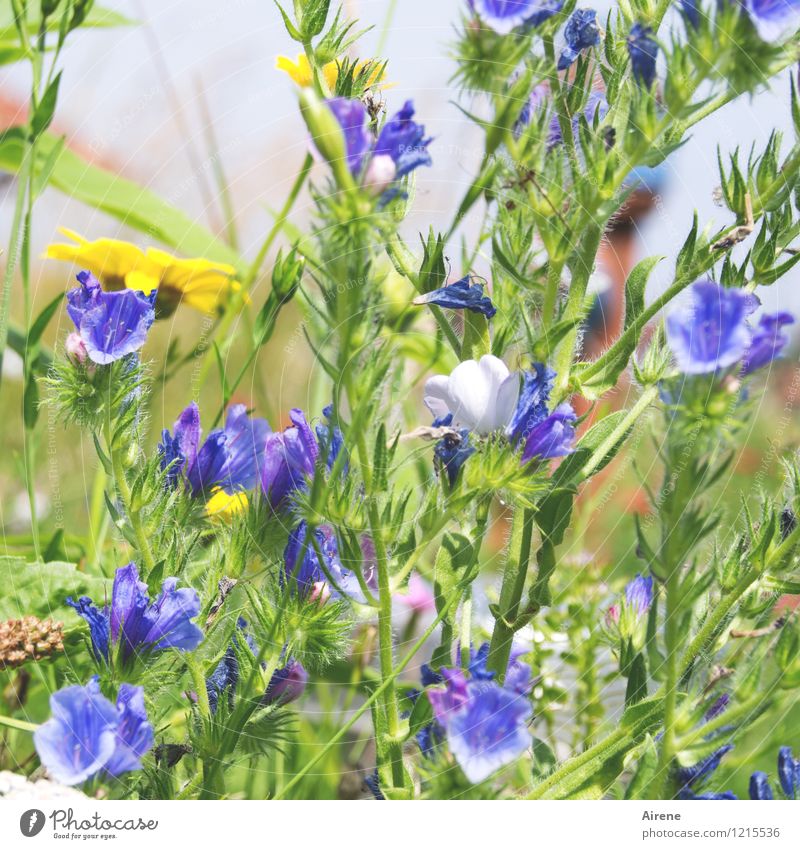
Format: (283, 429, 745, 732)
(45, 228, 240, 317)
(205, 488, 248, 521)
(275, 54, 386, 90)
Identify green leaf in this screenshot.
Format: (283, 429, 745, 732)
(407, 693, 433, 739)
(432, 532, 473, 667)
(31, 71, 61, 138)
(0, 127, 244, 271)
(624, 653, 648, 706)
(531, 737, 557, 782)
(23, 370, 39, 429)
(27, 291, 64, 348)
(552, 410, 629, 487)
(274, 1, 303, 41)
(624, 735, 659, 800)
(624, 255, 663, 331)
(0, 557, 109, 620)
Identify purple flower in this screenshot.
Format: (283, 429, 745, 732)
(261, 408, 319, 508)
(469, 0, 564, 34)
(263, 659, 308, 705)
(325, 97, 373, 174)
(778, 746, 800, 798)
(66, 271, 155, 365)
(557, 8, 601, 70)
(520, 403, 577, 463)
(505, 364, 555, 446)
(625, 574, 654, 616)
(159, 402, 269, 497)
(666, 280, 758, 374)
(627, 23, 658, 89)
(413, 276, 497, 318)
(67, 562, 203, 665)
(283, 522, 367, 600)
(675, 744, 734, 797)
(323, 98, 432, 192)
(206, 619, 306, 710)
(33, 678, 153, 785)
(743, 0, 800, 43)
(375, 100, 433, 179)
(742, 312, 794, 375)
(429, 672, 532, 783)
(434, 424, 476, 486)
(422, 646, 533, 778)
(315, 404, 347, 472)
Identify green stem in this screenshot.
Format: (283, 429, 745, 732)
(654, 564, 681, 796)
(104, 416, 156, 575)
(0, 118, 33, 394)
(0, 714, 39, 733)
(368, 497, 404, 788)
(487, 507, 535, 680)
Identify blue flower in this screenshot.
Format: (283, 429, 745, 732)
(778, 746, 800, 798)
(679, 0, 701, 29)
(675, 744, 734, 798)
(261, 408, 319, 508)
(421, 646, 533, 778)
(749, 771, 774, 800)
(742, 312, 794, 375)
(413, 276, 497, 318)
(627, 23, 658, 89)
(469, 0, 564, 35)
(206, 619, 307, 711)
(745, 746, 800, 799)
(364, 770, 385, 800)
(557, 8, 601, 70)
(283, 522, 371, 601)
(159, 402, 270, 497)
(666, 281, 758, 374)
(625, 574, 654, 616)
(667, 280, 794, 377)
(429, 668, 532, 783)
(505, 364, 555, 446)
(66, 271, 155, 365)
(374, 100, 433, 179)
(433, 421, 476, 487)
(520, 403, 577, 463)
(324, 98, 431, 194)
(742, 0, 800, 43)
(33, 678, 153, 785)
(67, 562, 203, 665)
(315, 404, 347, 472)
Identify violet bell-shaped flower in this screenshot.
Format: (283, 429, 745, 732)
(66, 271, 155, 365)
(67, 562, 203, 665)
(33, 677, 153, 785)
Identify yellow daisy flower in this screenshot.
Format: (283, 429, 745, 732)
(206, 488, 248, 521)
(275, 54, 386, 90)
(45, 228, 240, 317)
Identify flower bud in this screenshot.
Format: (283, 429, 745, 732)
(65, 332, 88, 366)
(263, 659, 308, 705)
(299, 88, 356, 191)
(363, 154, 397, 195)
(272, 248, 305, 302)
(310, 581, 331, 605)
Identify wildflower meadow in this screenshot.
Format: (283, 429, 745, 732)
(1, 0, 800, 814)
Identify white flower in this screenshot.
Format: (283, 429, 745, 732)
(423, 354, 519, 436)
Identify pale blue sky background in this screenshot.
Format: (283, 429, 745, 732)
(2, 0, 797, 314)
